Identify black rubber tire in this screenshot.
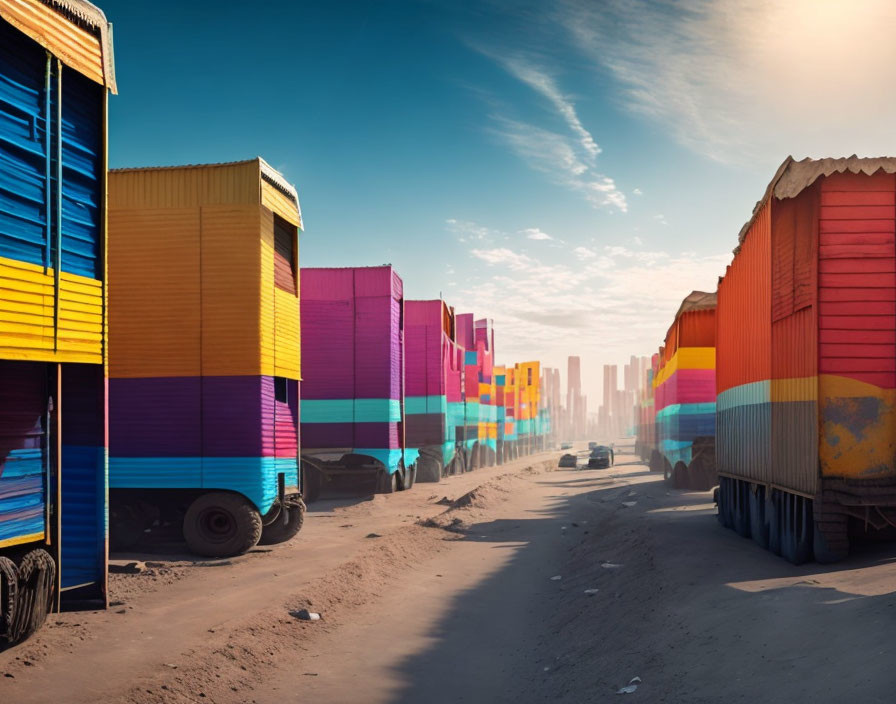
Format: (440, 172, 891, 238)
(11, 549, 55, 645)
(110, 502, 146, 551)
(663, 459, 673, 485)
(302, 463, 322, 503)
(792, 495, 813, 565)
(673, 462, 688, 490)
(767, 490, 782, 556)
(258, 498, 306, 545)
(415, 456, 441, 483)
(405, 465, 417, 490)
(378, 469, 399, 494)
(183, 492, 262, 558)
(0, 556, 18, 645)
(813, 497, 850, 563)
(733, 479, 751, 538)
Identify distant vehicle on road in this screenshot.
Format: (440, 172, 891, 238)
(588, 445, 615, 469)
(588, 441, 598, 450)
(560, 442, 574, 450)
(558, 454, 578, 468)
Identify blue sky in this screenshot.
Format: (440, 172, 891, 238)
(103, 0, 896, 403)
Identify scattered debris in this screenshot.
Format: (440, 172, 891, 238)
(292, 609, 321, 621)
(436, 496, 453, 506)
(109, 561, 145, 574)
(601, 562, 623, 569)
(164, 664, 178, 670)
(304, 673, 319, 677)
(571, 522, 580, 527)
(550, 575, 562, 581)
(339, 524, 354, 528)
(365, 533, 382, 539)
(584, 589, 599, 596)
(621, 501, 637, 508)
(617, 677, 641, 694)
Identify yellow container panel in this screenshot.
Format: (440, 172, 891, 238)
(108, 208, 201, 377)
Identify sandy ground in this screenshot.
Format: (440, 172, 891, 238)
(2, 446, 896, 703)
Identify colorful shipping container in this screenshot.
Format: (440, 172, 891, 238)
(107, 159, 305, 557)
(405, 299, 463, 481)
(717, 156, 896, 563)
(0, 0, 115, 645)
(300, 266, 412, 497)
(652, 292, 717, 490)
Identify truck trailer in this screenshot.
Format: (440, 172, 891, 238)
(300, 266, 413, 499)
(405, 300, 463, 482)
(107, 159, 305, 558)
(653, 291, 718, 490)
(0, 0, 116, 645)
(717, 156, 896, 563)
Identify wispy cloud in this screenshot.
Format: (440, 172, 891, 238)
(473, 46, 627, 213)
(633, 188, 643, 196)
(490, 117, 628, 211)
(450, 238, 730, 401)
(561, 0, 896, 164)
(573, 246, 597, 260)
(470, 247, 535, 271)
(521, 227, 554, 241)
(445, 218, 501, 243)
(495, 56, 601, 164)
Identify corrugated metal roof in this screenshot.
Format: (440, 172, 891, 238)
(737, 155, 896, 250)
(111, 157, 302, 215)
(42, 0, 116, 93)
(674, 290, 717, 319)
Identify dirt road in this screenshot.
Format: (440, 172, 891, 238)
(2, 449, 895, 703)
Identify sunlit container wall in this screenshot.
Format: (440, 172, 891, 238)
(717, 201, 772, 487)
(109, 159, 302, 515)
(0, 0, 116, 622)
(716, 157, 896, 563)
(301, 266, 405, 477)
(637, 355, 658, 463)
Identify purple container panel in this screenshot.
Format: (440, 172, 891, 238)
(301, 422, 399, 449)
(405, 324, 428, 397)
(110, 377, 202, 457)
(456, 313, 474, 351)
(353, 266, 398, 299)
(300, 299, 355, 399)
(202, 376, 265, 457)
(353, 296, 400, 399)
(62, 364, 105, 447)
(405, 299, 440, 327)
(300, 268, 354, 301)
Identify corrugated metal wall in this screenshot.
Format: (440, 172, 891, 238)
(817, 171, 896, 481)
(717, 201, 772, 484)
(300, 266, 406, 474)
(108, 162, 302, 513)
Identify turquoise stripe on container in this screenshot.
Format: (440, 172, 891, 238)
(656, 402, 717, 419)
(405, 395, 447, 415)
(110, 457, 299, 515)
(717, 381, 770, 412)
(302, 398, 401, 423)
(465, 351, 478, 365)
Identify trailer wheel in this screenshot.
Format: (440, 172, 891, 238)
(302, 463, 322, 504)
(10, 550, 55, 645)
(259, 497, 306, 545)
(749, 484, 769, 550)
(110, 502, 147, 551)
(377, 469, 399, 494)
(405, 465, 417, 490)
(812, 498, 849, 563)
(0, 557, 18, 645)
(183, 492, 262, 557)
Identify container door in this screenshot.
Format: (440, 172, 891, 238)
(0, 362, 50, 551)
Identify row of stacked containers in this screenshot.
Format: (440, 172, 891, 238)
(299, 266, 554, 497)
(636, 156, 896, 564)
(0, 0, 558, 647)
